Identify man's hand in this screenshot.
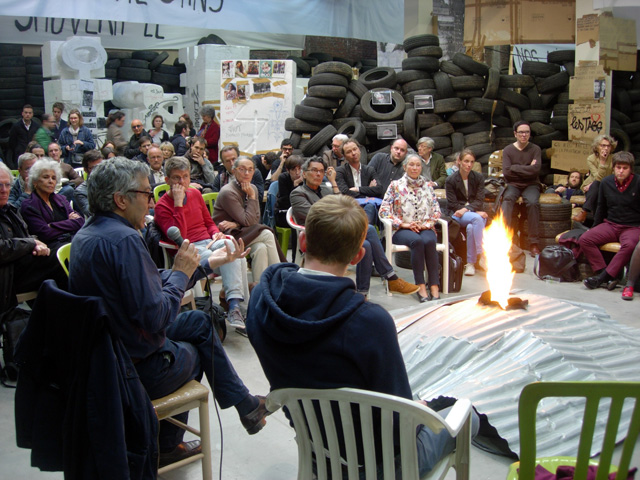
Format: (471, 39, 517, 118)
(369, 179, 377, 187)
(189, 182, 203, 190)
(293, 176, 303, 186)
(192, 151, 205, 165)
(349, 186, 359, 192)
(326, 167, 336, 183)
(555, 186, 566, 193)
(206, 237, 250, 270)
(478, 211, 488, 219)
(172, 183, 186, 207)
(218, 220, 238, 232)
(454, 208, 467, 218)
(241, 182, 256, 200)
(172, 239, 200, 278)
(32, 239, 50, 256)
(530, 159, 537, 166)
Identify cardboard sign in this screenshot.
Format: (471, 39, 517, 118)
(568, 103, 607, 142)
(599, 15, 637, 72)
(550, 141, 592, 173)
(577, 14, 599, 46)
(569, 64, 607, 101)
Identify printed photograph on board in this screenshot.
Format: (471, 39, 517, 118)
(272, 60, 286, 76)
(247, 60, 260, 76)
(259, 60, 273, 78)
(235, 60, 247, 78)
(222, 60, 233, 78)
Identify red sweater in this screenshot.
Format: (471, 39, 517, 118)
(154, 188, 219, 244)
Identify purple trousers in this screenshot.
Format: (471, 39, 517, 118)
(578, 219, 640, 277)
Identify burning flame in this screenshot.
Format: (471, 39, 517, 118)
(483, 213, 515, 308)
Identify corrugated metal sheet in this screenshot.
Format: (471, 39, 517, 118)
(393, 292, 640, 458)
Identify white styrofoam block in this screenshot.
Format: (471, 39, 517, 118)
(112, 82, 165, 109)
(42, 37, 107, 80)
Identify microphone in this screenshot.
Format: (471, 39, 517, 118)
(167, 226, 184, 246)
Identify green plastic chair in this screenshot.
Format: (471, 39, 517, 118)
(507, 381, 640, 480)
(153, 183, 170, 203)
(56, 243, 72, 277)
(11, 169, 19, 178)
(201, 192, 218, 217)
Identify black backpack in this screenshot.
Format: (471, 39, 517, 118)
(534, 245, 580, 282)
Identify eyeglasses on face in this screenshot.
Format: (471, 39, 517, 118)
(308, 168, 325, 175)
(132, 125, 143, 129)
(236, 168, 254, 174)
(516, 130, 530, 135)
(128, 189, 154, 200)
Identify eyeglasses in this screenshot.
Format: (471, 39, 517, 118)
(0, 183, 12, 190)
(132, 125, 143, 129)
(308, 168, 325, 175)
(516, 130, 530, 135)
(236, 168, 254, 174)
(599, 143, 611, 148)
(281, 147, 293, 152)
(128, 189, 154, 200)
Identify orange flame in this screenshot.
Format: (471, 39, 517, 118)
(483, 213, 515, 308)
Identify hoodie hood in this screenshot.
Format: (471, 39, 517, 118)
(248, 263, 365, 345)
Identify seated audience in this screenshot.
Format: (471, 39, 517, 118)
(184, 136, 217, 192)
(124, 119, 149, 159)
(445, 149, 488, 276)
(149, 114, 169, 145)
(579, 152, 640, 290)
(545, 170, 584, 201)
(47, 141, 82, 203)
(322, 133, 348, 168)
(246, 195, 478, 478)
(147, 145, 166, 189)
(73, 150, 103, 218)
(133, 136, 152, 164)
(20, 159, 84, 249)
(213, 145, 264, 200)
(170, 121, 189, 157)
(417, 137, 448, 188)
(213, 156, 284, 281)
(105, 111, 127, 156)
(380, 153, 442, 302)
(160, 141, 175, 161)
(9, 153, 37, 209)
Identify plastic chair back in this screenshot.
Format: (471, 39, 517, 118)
(56, 242, 72, 276)
(153, 183, 170, 202)
(267, 387, 472, 480)
(508, 381, 640, 480)
(201, 192, 218, 217)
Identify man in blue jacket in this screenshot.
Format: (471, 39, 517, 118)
(246, 195, 478, 477)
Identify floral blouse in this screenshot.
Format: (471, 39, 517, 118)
(379, 173, 441, 231)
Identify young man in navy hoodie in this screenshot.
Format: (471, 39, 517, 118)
(246, 195, 478, 476)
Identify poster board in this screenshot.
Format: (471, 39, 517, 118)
(568, 103, 607, 142)
(569, 64, 607, 101)
(599, 15, 637, 72)
(550, 140, 592, 173)
(220, 60, 296, 156)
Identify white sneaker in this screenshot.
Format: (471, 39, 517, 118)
(227, 308, 245, 328)
(464, 263, 476, 276)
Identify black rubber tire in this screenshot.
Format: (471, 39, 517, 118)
(541, 93, 559, 109)
(467, 143, 494, 157)
(494, 127, 515, 137)
(24, 56, 41, 65)
(359, 67, 397, 89)
(156, 64, 184, 75)
(432, 136, 452, 149)
(547, 50, 575, 64)
(0, 88, 26, 99)
(307, 85, 347, 99)
(107, 50, 132, 60)
(556, 92, 572, 105)
(522, 219, 572, 237)
(363, 120, 404, 137)
(614, 90, 632, 117)
(538, 202, 572, 221)
(402, 78, 435, 93)
(451, 132, 465, 151)
(497, 88, 530, 110)
(531, 130, 564, 149)
(347, 79, 368, 98)
(360, 89, 406, 122)
(285, 117, 325, 133)
(422, 122, 454, 137)
(121, 58, 150, 69)
(452, 52, 489, 77)
(552, 104, 569, 116)
(447, 110, 482, 124)
(402, 57, 440, 73)
(464, 131, 491, 146)
(563, 62, 575, 77)
(313, 62, 353, 79)
(521, 61, 561, 78)
(505, 105, 522, 125)
(396, 70, 431, 84)
(334, 91, 359, 119)
(433, 72, 455, 99)
(332, 117, 361, 129)
(483, 68, 500, 99)
(403, 89, 437, 104)
(301, 96, 340, 109)
(25, 84, 43, 96)
(500, 74, 535, 89)
(456, 90, 484, 99)
(434, 147, 452, 157)
(493, 116, 512, 127)
(403, 108, 419, 145)
(25, 64, 42, 75)
(622, 122, 640, 136)
(521, 109, 551, 123)
(294, 104, 334, 124)
(536, 71, 570, 93)
(337, 119, 366, 144)
(0, 67, 26, 78)
(439, 60, 466, 76)
(610, 128, 631, 152)
(3, 98, 29, 109)
(550, 116, 568, 131)
(526, 85, 544, 109)
(433, 97, 464, 115)
(612, 109, 631, 127)
(0, 44, 23, 56)
(132, 50, 159, 61)
(351, 105, 362, 118)
(417, 113, 445, 129)
(457, 121, 492, 134)
(309, 73, 349, 88)
(288, 133, 302, 149)
(301, 56, 320, 68)
(403, 34, 440, 51)
(25, 73, 43, 85)
(333, 56, 356, 67)
(0, 56, 25, 67)
(493, 137, 514, 150)
(105, 58, 121, 69)
(467, 97, 505, 116)
(302, 124, 338, 157)
(149, 51, 169, 70)
(288, 56, 311, 76)
(531, 122, 555, 136)
(450, 75, 486, 91)
(105, 68, 118, 79)
(407, 46, 443, 58)
(307, 52, 333, 63)
(151, 71, 179, 87)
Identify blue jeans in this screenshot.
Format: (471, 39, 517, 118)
(356, 225, 394, 294)
(135, 310, 249, 450)
(194, 238, 245, 301)
(363, 203, 378, 226)
(452, 212, 486, 264)
(392, 228, 439, 287)
(59, 184, 75, 204)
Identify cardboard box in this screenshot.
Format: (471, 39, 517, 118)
(569, 64, 607, 101)
(464, 0, 575, 47)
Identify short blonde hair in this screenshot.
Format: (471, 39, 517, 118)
(305, 195, 368, 266)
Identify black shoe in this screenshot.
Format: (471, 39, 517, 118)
(606, 279, 619, 291)
(416, 292, 431, 303)
(159, 440, 202, 468)
(240, 395, 271, 435)
(584, 276, 603, 290)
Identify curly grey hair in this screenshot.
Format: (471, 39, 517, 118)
(87, 157, 150, 214)
(200, 104, 216, 119)
(28, 158, 62, 192)
(402, 153, 422, 167)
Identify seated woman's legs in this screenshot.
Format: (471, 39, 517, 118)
(392, 229, 440, 297)
(418, 229, 440, 297)
(248, 230, 281, 281)
(458, 212, 486, 264)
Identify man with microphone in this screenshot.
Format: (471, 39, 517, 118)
(69, 157, 270, 468)
(154, 156, 249, 330)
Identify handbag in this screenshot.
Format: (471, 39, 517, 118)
(534, 245, 579, 282)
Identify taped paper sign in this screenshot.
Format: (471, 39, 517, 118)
(599, 15, 637, 72)
(550, 140, 592, 173)
(569, 64, 606, 101)
(568, 103, 606, 142)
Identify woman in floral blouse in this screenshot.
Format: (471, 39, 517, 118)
(380, 153, 441, 302)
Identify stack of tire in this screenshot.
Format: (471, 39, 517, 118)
(0, 44, 28, 121)
(105, 50, 185, 95)
(286, 53, 374, 79)
(518, 194, 573, 251)
(25, 57, 45, 114)
(610, 62, 640, 171)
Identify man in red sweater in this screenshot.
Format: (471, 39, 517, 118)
(154, 156, 249, 329)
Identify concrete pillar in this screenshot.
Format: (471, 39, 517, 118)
(405, 0, 435, 38)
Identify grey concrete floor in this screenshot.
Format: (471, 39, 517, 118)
(2, 251, 638, 479)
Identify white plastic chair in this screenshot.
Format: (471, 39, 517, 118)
(379, 217, 450, 295)
(286, 207, 306, 266)
(266, 387, 472, 480)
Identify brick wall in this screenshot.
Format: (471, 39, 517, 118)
(304, 36, 377, 61)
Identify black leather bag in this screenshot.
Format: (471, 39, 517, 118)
(534, 245, 579, 282)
